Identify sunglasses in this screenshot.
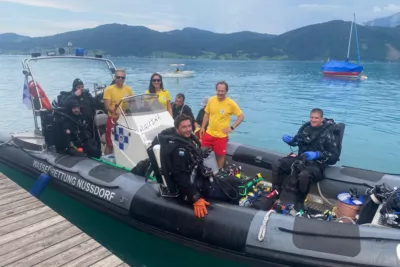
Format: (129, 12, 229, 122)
(115, 76, 126, 80)
(152, 79, 161, 82)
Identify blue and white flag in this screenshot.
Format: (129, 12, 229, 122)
(22, 77, 32, 110)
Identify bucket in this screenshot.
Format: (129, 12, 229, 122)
(336, 192, 364, 223)
(75, 48, 84, 56)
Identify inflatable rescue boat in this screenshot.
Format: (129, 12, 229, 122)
(1, 55, 400, 267)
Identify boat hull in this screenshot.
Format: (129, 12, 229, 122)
(157, 71, 195, 78)
(322, 71, 362, 79)
(1, 134, 400, 267)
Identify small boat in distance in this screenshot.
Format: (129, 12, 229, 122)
(157, 63, 195, 78)
(322, 13, 364, 79)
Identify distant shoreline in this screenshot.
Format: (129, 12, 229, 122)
(0, 53, 397, 63)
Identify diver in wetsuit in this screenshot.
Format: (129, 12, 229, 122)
(60, 78, 103, 148)
(151, 114, 239, 218)
(272, 108, 340, 211)
(62, 99, 102, 159)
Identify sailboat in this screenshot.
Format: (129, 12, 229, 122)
(321, 13, 364, 79)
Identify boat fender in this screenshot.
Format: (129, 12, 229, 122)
(29, 173, 51, 198)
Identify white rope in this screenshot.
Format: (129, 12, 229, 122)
(257, 209, 276, 242)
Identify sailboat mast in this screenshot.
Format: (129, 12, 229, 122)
(353, 13, 361, 64)
(346, 15, 354, 60)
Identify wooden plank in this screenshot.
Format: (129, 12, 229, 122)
(0, 172, 130, 267)
(0, 191, 32, 207)
(61, 247, 113, 267)
(0, 209, 58, 236)
(0, 188, 27, 201)
(0, 231, 89, 267)
(0, 196, 41, 213)
(91, 255, 125, 267)
(0, 221, 71, 256)
(0, 205, 50, 228)
(0, 216, 65, 246)
(0, 185, 21, 195)
(0, 200, 44, 220)
(33, 239, 102, 267)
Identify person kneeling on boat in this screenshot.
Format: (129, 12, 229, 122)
(272, 108, 340, 211)
(62, 99, 102, 159)
(153, 114, 239, 218)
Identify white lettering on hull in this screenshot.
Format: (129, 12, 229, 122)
(32, 160, 116, 202)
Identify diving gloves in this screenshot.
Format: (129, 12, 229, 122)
(194, 198, 210, 218)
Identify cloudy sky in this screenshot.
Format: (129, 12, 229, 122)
(0, 0, 399, 37)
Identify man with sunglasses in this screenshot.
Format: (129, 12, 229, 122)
(103, 69, 133, 155)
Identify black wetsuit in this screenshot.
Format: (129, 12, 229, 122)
(153, 127, 239, 204)
(62, 112, 102, 159)
(272, 119, 340, 204)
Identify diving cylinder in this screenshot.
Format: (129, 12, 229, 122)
(153, 144, 162, 170)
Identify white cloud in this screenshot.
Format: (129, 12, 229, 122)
(0, 0, 79, 11)
(297, 4, 342, 10)
(373, 4, 400, 13)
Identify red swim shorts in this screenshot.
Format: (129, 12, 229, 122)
(105, 116, 117, 147)
(201, 132, 228, 156)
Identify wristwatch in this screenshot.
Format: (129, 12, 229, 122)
(230, 126, 235, 130)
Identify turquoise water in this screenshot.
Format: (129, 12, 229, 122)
(0, 56, 399, 266)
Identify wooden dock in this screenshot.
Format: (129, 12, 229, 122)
(0, 172, 130, 267)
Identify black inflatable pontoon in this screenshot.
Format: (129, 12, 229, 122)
(1, 130, 400, 267)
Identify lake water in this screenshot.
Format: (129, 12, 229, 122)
(0, 56, 399, 266)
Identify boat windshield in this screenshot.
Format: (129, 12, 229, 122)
(117, 94, 165, 117)
(24, 56, 115, 101)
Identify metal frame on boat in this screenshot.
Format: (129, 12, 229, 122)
(21, 55, 117, 133)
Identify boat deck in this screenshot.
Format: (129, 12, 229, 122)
(0, 172, 130, 267)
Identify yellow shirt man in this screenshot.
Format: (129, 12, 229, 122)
(205, 96, 243, 138)
(145, 89, 171, 110)
(104, 84, 133, 118)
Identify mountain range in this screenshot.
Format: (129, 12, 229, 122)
(0, 17, 399, 62)
(364, 12, 400, 28)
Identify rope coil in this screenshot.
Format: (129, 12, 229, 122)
(257, 209, 276, 242)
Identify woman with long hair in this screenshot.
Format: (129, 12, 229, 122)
(145, 73, 172, 116)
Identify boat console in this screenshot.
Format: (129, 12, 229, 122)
(111, 94, 174, 170)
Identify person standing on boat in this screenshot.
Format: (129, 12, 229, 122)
(272, 108, 340, 211)
(61, 78, 102, 121)
(171, 93, 195, 130)
(145, 73, 172, 116)
(103, 69, 133, 155)
(151, 114, 240, 218)
(200, 81, 244, 170)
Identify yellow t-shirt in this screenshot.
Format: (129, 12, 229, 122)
(103, 84, 133, 117)
(205, 96, 243, 138)
(145, 89, 171, 110)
